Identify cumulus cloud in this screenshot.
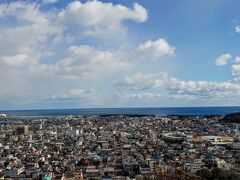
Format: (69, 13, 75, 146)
(235, 25, 240, 33)
(115, 72, 168, 90)
(116, 72, 240, 99)
(215, 54, 232, 66)
(230, 57, 240, 80)
(115, 91, 162, 100)
(58, 0, 147, 37)
(0, 1, 135, 80)
(0, 0, 146, 108)
(49, 89, 93, 101)
(0, 0, 61, 72)
(42, 0, 58, 4)
(235, 56, 240, 63)
(137, 38, 175, 59)
(0, 1, 48, 23)
(2, 54, 30, 67)
(3, 0, 239, 108)
(232, 64, 240, 77)
(48, 45, 132, 79)
(0, 0, 148, 67)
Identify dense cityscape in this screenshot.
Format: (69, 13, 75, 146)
(1, 113, 240, 179)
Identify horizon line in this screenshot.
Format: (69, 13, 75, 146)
(1, 105, 240, 111)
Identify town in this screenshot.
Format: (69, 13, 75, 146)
(1, 114, 240, 179)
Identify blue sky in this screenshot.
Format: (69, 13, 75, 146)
(0, 0, 240, 109)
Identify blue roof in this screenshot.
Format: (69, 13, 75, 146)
(44, 176, 51, 180)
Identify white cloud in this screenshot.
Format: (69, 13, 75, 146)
(232, 64, 240, 77)
(235, 56, 240, 63)
(116, 72, 240, 99)
(215, 54, 232, 66)
(49, 89, 93, 100)
(114, 88, 207, 103)
(0, 1, 134, 80)
(2, 54, 31, 67)
(0, 0, 147, 68)
(235, 25, 240, 33)
(137, 38, 175, 59)
(43, 0, 58, 4)
(0, 1, 49, 24)
(0, 0, 150, 108)
(58, 0, 147, 37)
(115, 72, 168, 90)
(115, 91, 162, 100)
(231, 57, 240, 80)
(0, 1, 61, 70)
(49, 45, 132, 79)
(5, 1, 237, 107)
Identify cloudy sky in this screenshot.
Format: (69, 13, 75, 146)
(0, 0, 240, 109)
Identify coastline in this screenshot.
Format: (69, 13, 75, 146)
(0, 106, 239, 117)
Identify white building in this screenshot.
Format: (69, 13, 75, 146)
(201, 136, 233, 145)
(66, 129, 80, 137)
(0, 114, 7, 118)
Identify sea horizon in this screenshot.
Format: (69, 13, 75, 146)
(1, 106, 240, 117)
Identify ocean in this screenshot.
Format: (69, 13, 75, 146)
(0, 107, 240, 117)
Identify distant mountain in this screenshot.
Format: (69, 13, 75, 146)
(222, 112, 240, 123)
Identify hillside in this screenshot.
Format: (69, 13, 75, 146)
(222, 112, 240, 123)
